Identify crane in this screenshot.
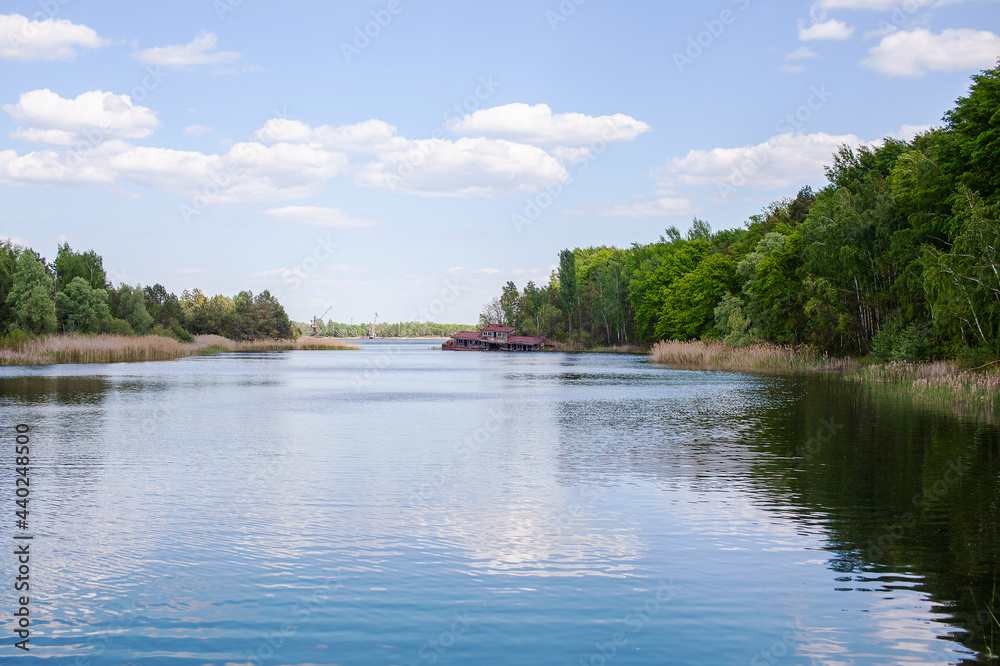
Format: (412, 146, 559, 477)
(310, 306, 333, 336)
(367, 313, 378, 339)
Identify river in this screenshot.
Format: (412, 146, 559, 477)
(0, 340, 997, 664)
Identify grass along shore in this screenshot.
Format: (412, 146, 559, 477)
(650, 339, 1000, 412)
(0, 334, 359, 366)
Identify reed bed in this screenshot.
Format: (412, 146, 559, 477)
(852, 361, 1000, 409)
(0, 334, 359, 366)
(649, 339, 999, 413)
(649, 339, 853, 372)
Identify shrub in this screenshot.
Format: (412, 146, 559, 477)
(101, 318, 135, 336)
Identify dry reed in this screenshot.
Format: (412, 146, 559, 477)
(0, 334, 359, 366)
(649, 339, 1000, 412)
(649, 339, 853, 372)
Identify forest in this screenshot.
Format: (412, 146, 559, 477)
(480, 64, 1000, 364)
(303, 320, 473, 339)
(0, 242, 296, 342)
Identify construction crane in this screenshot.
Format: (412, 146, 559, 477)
(367, 313, 379, 339)
(310, 306, 333, 336)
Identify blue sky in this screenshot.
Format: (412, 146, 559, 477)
(1, 0, 998, 324)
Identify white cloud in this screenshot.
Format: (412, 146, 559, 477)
(567, 197, 696, 219)
(787, 47, 821, 60)
(264, 206, 379, 228)
(862, 28, 1000, 77)
(355, 136, 569, 198)
(134, 32, 240, 68)
(444, 103, 651, 146)
(0, 116, 573, 200)
(814, 0, 970, 9)
(799, 19, 855, 40)
(658, 131, 871, 192)
(4, 89, 160, 145)
(183, 124, 212, 137)
(781, 65, 806, 74)
(0, 13, 105, 61)
(890, 124, 935, 140)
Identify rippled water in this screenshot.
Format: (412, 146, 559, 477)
(1, 340, 997, 664)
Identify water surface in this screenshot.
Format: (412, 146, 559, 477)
(1, 340, 997, 664)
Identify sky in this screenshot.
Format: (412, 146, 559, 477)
(1, 0, 999, 325)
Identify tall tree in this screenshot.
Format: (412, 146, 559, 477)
(7, 250, 57, 334)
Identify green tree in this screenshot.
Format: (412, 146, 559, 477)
(558, 249, 579, 340)
(53, 243, 108, 292)
(110, 284, 153, 334)
(7, 250, 57, 334)
(945, 61, 1000, 205)
(55, 277, 111, 333)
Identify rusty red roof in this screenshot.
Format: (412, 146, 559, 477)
(451, 331, 482, 340)
(507, 336, 545, 345)
(481, 325, 516, 333)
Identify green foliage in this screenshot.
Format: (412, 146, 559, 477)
(655, 254, 738, 340)
(101, 318, 135, 336)
(111, 284, 153, 335)
(7, 250, 57, 334)
(55, 277, 111, 333)
(53, 243, 107, 292)
(714, 294, 753, 347)
(946, 60, 1000, 205)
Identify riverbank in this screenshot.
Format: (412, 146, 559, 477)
(0, 334, 359, 366)
(650, 340, 1000, 413)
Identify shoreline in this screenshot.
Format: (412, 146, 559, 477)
(0, 334, 359, 367)
(649, 339, 999, 417)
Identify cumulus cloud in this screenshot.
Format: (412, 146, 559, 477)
(0, 116, 571, 200)
(444, 103, 651, 146)
(862, 28, 1000, 77)
(800, 19, 855, 40)
(4, 89, 160, 145)
(658, 131, 871, 193)
(355, 137, 568, 198)
(134, 32, 240, 68)
(0, 13, 105, 60)
(567, 197, 696, 219)
(264, 206, 379, 228)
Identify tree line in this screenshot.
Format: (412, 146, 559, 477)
(0, 242, 295, 341)
(303, 320, 473, 338)
(480, 63, 1000, 363)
